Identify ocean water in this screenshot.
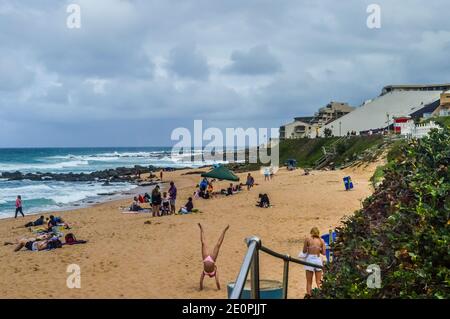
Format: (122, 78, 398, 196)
(0, 147, 220, 219)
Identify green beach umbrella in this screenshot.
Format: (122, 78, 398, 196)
(201, 165, 240, 182)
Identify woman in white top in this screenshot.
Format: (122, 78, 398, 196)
(302, 227, 326, 297)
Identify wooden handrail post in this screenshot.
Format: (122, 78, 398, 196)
(282, 259, 290, 299)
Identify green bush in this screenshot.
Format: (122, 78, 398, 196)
(387, 140, 406, 162)
(316, 128, 450, 299)
(424, 116, 450, 129)
(370, 165, 385, 188)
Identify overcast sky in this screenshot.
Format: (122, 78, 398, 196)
(1, 0, 450, 147)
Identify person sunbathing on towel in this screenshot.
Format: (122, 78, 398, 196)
(23, 215, 45, 228)
(8, 234, 61, 252)
(4, 233, 51, 247)
(198, 223, 230, 290)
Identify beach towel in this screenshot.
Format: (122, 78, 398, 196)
(176, 208, 201, 215)
(31, 225, 66, 234)
(121, 208, 151, 214)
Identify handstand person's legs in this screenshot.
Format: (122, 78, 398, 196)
(198, 223, 208, 259)
(212, 225, 229, 261)
(215, 270, 221, 290)
(199, 271, 205, 291)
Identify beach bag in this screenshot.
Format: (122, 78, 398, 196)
(65, 233, 77, 245)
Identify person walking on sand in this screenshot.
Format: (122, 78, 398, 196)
(159, 169, 163, 181)
(301, 227, 326, 298)
(15, 195, 24, 218)
(198, 223, 229, 291)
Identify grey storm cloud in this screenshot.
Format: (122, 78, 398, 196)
(224, 45, 282, 75)
(1, 0, 450, 146)
(166, 44, 210, 80)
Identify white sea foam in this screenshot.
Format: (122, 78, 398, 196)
(0, 148, 222, 219)
(0, 180, 136, 218)
(0, 160, 89, 172)
(47, 151, 166, 161)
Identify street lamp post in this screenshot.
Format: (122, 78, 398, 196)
(386, 113, 390, 134)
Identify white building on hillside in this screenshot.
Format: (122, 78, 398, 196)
(279, 117, 316, 139)
(320, 84, 450, 137)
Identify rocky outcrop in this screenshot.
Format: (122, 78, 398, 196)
(0, 165, 157, 183)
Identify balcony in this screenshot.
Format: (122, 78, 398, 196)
(294, 125, 306, 133)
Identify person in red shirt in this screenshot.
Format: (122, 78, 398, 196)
(15, 195, 25, 218)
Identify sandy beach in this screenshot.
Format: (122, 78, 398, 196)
(0, 163, 379, 299)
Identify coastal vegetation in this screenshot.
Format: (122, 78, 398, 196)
(228, 135, 385, 172)
(316, 128, 450, 299)
(424, 116, 450, 128)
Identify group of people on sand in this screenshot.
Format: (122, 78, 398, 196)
(194, 177, 250, 199)
(6, 231, 87, 253)
(11, 167, 326, 298)
(222, 182, 243, 196)
(6, 213, 86, 253)
(7, 233, 63, 252)
(195, 178, 215, 199)
(130, 181, 197, 215)
(131, 182, 178, 216)
(195, 173, 268, 208)
(13, 196, 75, 228)
(20, 214, 70, 230)
(193, 173, 258, 201)
(263, 166, 275, 181)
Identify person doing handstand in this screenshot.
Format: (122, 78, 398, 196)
(198, 223, 230, 290)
